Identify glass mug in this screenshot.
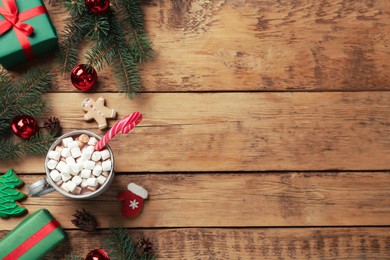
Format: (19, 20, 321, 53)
(29, 130, 115, 199)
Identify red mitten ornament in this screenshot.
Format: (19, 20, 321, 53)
(117, 183, 148, 218)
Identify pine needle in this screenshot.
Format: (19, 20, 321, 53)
(0, 68, 52, 135)
(58, 0, 154, 97)
(104, 226, 138, 260)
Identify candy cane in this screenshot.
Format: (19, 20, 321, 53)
(95, 112, 143, 151)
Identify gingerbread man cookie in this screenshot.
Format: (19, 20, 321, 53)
(81, 97, 116, 129)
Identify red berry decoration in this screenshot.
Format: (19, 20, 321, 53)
(11, 115, 38, 139)
(71, 64, 98, 92)
(85, 249, 110, 260)
(85, 0, 110, 15)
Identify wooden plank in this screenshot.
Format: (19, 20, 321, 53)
(11, 0, 390, 91)
(1, 92, 389, 173)
(1, 228, 389, 259)
(1, 172, 390, 229)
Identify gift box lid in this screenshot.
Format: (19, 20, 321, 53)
(0, 209, 66, 260)
(0, 0, 58, 69)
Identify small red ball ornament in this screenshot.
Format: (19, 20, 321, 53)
(85, 249, 110, 260)
(11, 115, 38, 139)
(85, 0, 110, 15)
(71, 64, 98, 92)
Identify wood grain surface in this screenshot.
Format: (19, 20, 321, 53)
(1, 172, 390, 230)
(39, 228, 390, 259)
(1, 92, 389, 173)
(10, 0, 390, 92)
(1, 0, 390, 259)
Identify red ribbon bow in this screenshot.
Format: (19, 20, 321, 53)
(0, 0, 46, 59)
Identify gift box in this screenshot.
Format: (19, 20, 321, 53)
(0, 209, 66, 259)
(0, 0, 58, 68)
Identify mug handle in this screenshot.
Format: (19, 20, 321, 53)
(28, 177, 56, 197)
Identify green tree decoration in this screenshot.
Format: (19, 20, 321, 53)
(58, 0, 154, 98)
(0, 68, 56, 161)
(0, 169, 28, 218)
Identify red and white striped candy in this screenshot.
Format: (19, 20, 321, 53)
(95, 112, 143, 151)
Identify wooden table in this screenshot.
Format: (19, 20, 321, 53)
(1, 0, 390, 259)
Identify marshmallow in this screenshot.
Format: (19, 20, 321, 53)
(68, 140, 80, 150)
(62, 137, 73, 147)
(60, 183, 69, 192)
(71, 147, 81, 158)
(49, 170, 61, 182)
(71, 162, 83, 175)
(64, 181, 76, 193)
(61, 164, 71, 175)
(56, 180, 63, 186)
(81, 179, 88, 188)
(87, 186, 97, 192)
(72, 175, 82, 185)
(78, 134, 90, 144)
(73, 186, 82, 194)
(81, 146, 94, 160)
(47, 159, 58, 170)
(61, 148, 71, 158)
(102, 171, 109, 177)
(80, 169, 92, 179)
(100, 149, 110, 160)
(66, 156, 76, 165)
(56, 161, 67, 171)
(76, 157, 85, 164)
(84, 160, 96, 170)
(55, 145, 63, 153)
(48, 150, 60, 161)
(86, 177, 98, 186)
(97, 175, 107, 185)
(102, 160, 112, 171)
(92, 165, 102, 176)
(61, 173, 71, 182)
(91, 151, 102, 161)
(88, 137, 98, 146)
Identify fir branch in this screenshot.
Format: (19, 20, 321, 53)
(86, 39, 117, 71)
(140, 255, 157, 260)
(104, 226, 138, 260)
(114, 46, 141, 98)
(128, 30, 154, 63)
(0, 68, 12, 91)
(58, 16, 88, 74)
(0, 139, 22, 161)
(64, 0, 85, 16)
(58, 0, 154, 97)
(116, 0, 145, 33)
(108, 11, 141, 98)
(22, 132, 56, 155)
(86, 15, 111, 40)
(115, 0, 154, 63)
(0, 68, 52, 135)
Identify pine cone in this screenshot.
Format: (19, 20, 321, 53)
(44, 117, 62, 137)
(137, 237, 153, 255)
(71, 208, 97, 232)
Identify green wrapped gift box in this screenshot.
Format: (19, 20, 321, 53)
(0, 0, 58, 68)
(0, 209, 66, 259)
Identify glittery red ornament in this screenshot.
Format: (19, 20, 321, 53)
(71, 64, 98, 92)
(11, 115, 38, 139)
(85, 0, 110, 15)
(85, 249, 110, 260)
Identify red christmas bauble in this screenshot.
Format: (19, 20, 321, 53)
(71, 64, 98, 92)
(11, 115, 38, 139)
(85, 249, 110, 260)
(85, 0, 110, 15)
